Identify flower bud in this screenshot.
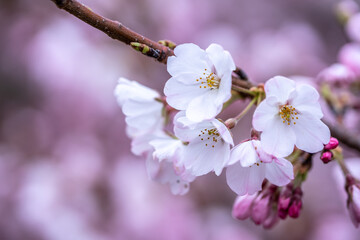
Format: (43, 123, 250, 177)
(348, 184, 360, 228)
(288, 199, 302, 218)
(320, 151, 333, 163)
(324, 137, 339, 150)
(263, 208, 280, 229)
(232, 195, 256, 220)
(251, 195, 270, 225)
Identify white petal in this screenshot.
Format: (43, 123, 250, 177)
(114, 77, 159, 106)
(291, 84, 323, 118)
(212, 119, 234, 146)
(217, 70, 233, 104)
(206, 43, 236, 77)
(186, 91, 221, 122)
(174, 119, 212, 142)
(164, 77, 204, 110)
(265, 158, 294, 186)
(260, 118, 296, 158)
(183, 140, 229, 176)
(292, 113, 330, 153)
(149, 137, 183, 162)
(252, 100, 278, 131)
(264, 76, 296, 104)
(226, 163, 266, 196)
(167, 43, 209, 76)
(229, 141, 258, 167)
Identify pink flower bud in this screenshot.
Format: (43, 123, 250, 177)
(288, 199, 302, 218)
(324, 137, 339, 150)
(251, 195, 270, 225)
(320, 151, 333, 163)
(348, 185, 360, 228)
(263, 209, 280, 229)
(232, 195, 256, 220)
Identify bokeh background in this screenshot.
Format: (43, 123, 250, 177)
(0, 0, 359, 239)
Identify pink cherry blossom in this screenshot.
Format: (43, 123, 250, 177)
(164, 43, 235, 122)
(226, 140, 294, 195)
(253, 76, 330, 157)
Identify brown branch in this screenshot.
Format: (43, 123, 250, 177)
(50, 0, 173, 63)
(324, 120, 360, 153)
(49, 0, 253, 90)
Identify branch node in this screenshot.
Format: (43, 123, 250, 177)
(130, 42, 160, 59)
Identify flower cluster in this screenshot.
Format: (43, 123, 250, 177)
(115, 43, 331, 228)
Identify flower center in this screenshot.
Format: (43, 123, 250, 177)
(196, 69, 221, 90)
(198, 128, 221, 148)
(279, 104, 298, 125)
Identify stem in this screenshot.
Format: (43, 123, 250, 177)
(324, 120, 360, 153)
(234, 97, 257, 123)
(335, 154, 350, 175)
(231, 85, 256, 96)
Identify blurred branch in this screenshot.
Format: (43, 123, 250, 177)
(325, 120, 360, 153)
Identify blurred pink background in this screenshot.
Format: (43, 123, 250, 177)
(0, 0, 359, 239)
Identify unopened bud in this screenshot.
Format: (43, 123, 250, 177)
(320, 151, 333, 163)
(232, 195, 256, 220)
(225, 118, 236, 129)
(288, 199, 302, 218)
(263, 208, 279, 229)
(251, 195, 270, 225)
(324, 137, 339, 150)
(158, 40, 177, 49)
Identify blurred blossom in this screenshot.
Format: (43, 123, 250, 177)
(338, 43, 360, 77)
(346, 13, 360, 42)
(317, 63, 356, 85)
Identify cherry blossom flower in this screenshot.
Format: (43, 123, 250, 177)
(147, 135, 195, 195)
(114, 77, 164, 138)
(164, 43, 235, 122)
(253, 76, 330, 157)
(317, 63, 356, 84)
(226, 140, 294, 195)
(174, 111, 234, 176)
(346, 13, 360, 42)
(339, 43, 360, 77)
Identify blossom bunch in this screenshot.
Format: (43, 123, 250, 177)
(115, 43, 332, 228)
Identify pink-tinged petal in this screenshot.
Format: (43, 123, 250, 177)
(226, 163, 266, 195)
(206, 43, 236, 77)
(169, 178, 191, 195)
(260, 118, 296, 158)
(292, 113, 330, 153)
(290, 84, 323, 118)
(164, 77, 204, 110)
(252, 100, 278, 131)
(212, 119, 234, 146)
(229, 141, 258, 167)
(186, 91, 221, 122)
(253, 140, 273, 163)
(265, 158, 294, 186)
(264, 76, 296, 104)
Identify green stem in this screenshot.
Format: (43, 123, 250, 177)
(231, 85, 256, 96)
(234, 97, 257, 123)
(335, 153, 350, 175)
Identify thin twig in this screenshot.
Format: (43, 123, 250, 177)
(324, 120, 360, 153)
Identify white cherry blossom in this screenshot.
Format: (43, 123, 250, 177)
(147, 135, 195, 195)
(226, 140, 294, 196)
(164, 43, 235, 122)
(174, 111, 234, 176)
(114, 77, 164, 138)
(253, 76, 330, 157)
